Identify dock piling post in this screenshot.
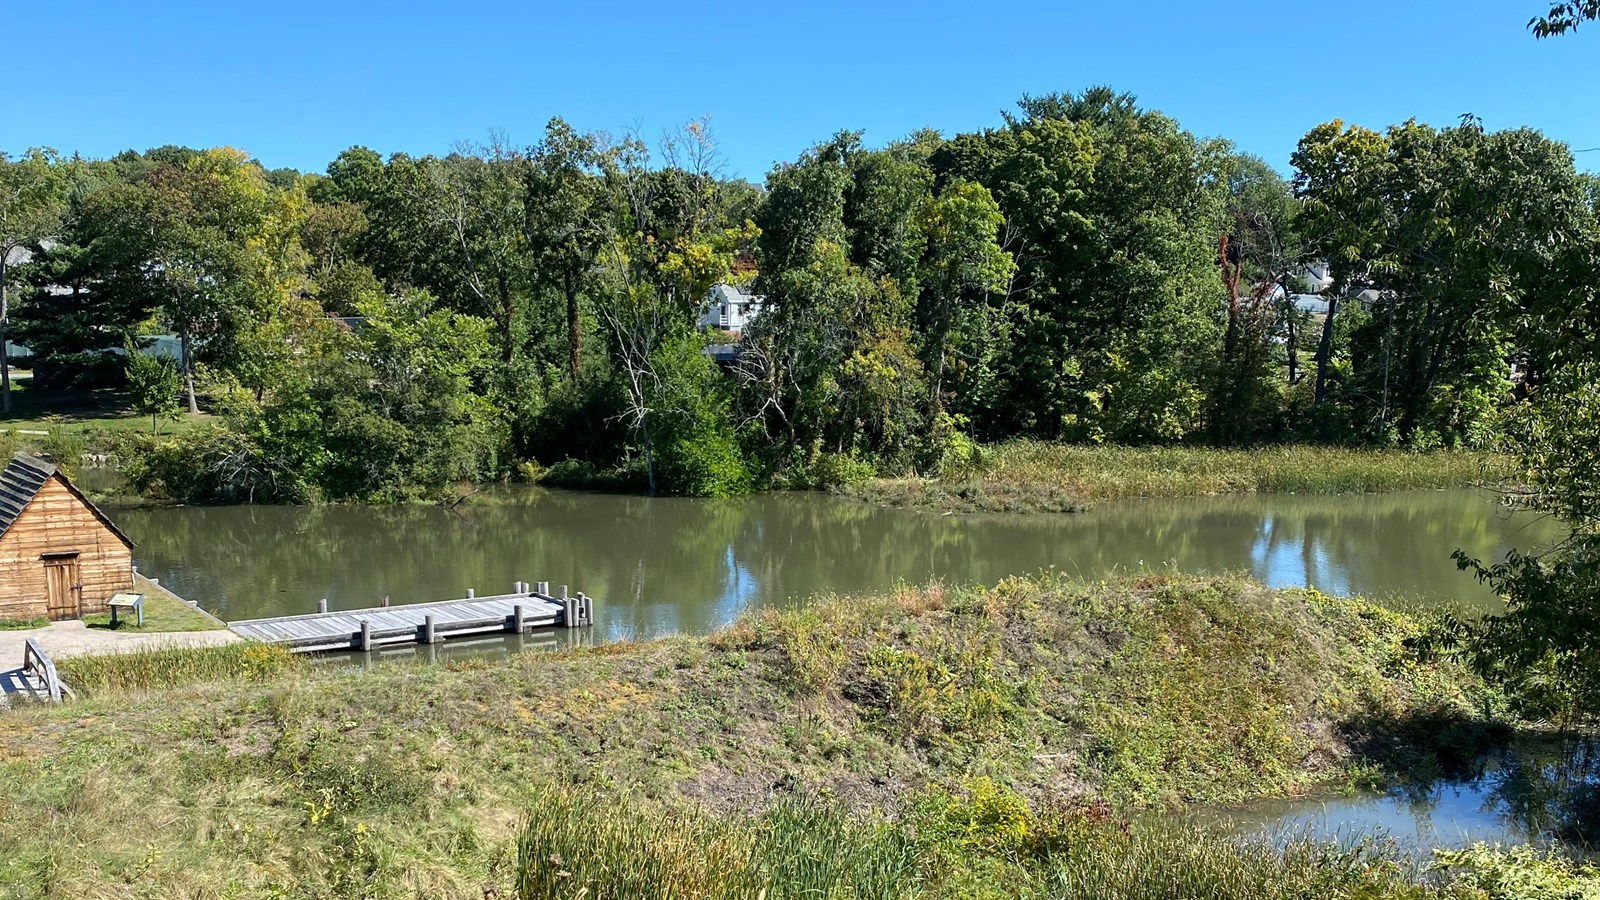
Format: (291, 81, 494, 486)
(359, 620, 372, 652)
(318, 598, 328, 614)
(466, 588, 475, 600)
(578, 592, 591, 626)
(537, 581, 549, 596)
(513, 604, 526, 633)
(381, 596, 390, 608)
(422, 614, 437, 644)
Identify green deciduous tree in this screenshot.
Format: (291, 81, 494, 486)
(914, 179, 1015, 420)
(418, 139, 531, 366)
(77, 148, 298, 413)
(1448, 172, 1600, 724)
(1294, 118, 1593, 446)
(123, 343, 180, 433)
(525, 118, 610, 380)
(194, 289, 502, 503)
(588, 124, 754, 496)
(933, 88, 1225, 442)
(1455, 363, 1600, 725)
(740, 237, 924, 471)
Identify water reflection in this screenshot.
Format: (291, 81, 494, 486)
(112, 487, 1562, 637)
(1200, 740, 1600, 854)
(309, 627, 598, 668)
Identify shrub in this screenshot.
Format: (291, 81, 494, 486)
(913, 777, 1037, 858)
(654, 406, 751, 497)
(118, 426, 310, 504)
(39, 428, 86, 476)
(810, 452, 877, 489)
(1431, 843, 1600, 900)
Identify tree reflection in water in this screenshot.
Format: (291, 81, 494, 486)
(1197, 737, 1599, 854)
(113, 487, 1561, 637)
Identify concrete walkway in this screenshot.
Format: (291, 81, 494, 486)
(0, 620, 240, 662)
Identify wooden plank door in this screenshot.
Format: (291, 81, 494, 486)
(44, 557, 81, 620)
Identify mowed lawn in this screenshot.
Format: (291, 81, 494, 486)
(0, 375, 215, 442)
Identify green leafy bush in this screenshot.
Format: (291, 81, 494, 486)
(1432, 843, 1600, 900)
(809, 452, 877, 489)
(118, 426, 310, 504)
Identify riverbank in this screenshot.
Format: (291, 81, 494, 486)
(73, 440, 1499, 516)
(0, 573, 1560, 897)
(846, 443, 1498, 513)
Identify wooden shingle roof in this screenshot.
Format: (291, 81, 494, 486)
(0, 453, 134, 548)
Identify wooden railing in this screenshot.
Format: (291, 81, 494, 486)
(22, 638, 72, 703)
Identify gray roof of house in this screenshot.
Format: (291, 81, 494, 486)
(710, 283, 761, 306)
(0, 453, 134, 546)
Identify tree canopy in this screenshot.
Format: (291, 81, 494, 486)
(5, 90, 1595, 505)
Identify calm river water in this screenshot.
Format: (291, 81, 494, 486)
(114, 487, 1559, 637)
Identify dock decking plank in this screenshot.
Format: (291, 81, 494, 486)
(226, 592, 585, 653)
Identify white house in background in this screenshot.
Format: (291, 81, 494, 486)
(1294, 261, 1335, 294)
(1264, 262, 1381, 319)
(697, 283, 763, 333)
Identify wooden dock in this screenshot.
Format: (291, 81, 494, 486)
(227, 581, 594, 653)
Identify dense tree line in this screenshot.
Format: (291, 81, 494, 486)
(2, 89, 1597, 501)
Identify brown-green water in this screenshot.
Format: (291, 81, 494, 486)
(114, 487, 1560, 638)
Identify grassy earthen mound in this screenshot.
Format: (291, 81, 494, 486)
(0, 575, 1495, 896)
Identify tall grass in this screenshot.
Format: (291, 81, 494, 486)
(850, 442, 1498, 513)
(516, 790, 918, 900)
(513, 784, 1463, 900)
(1045, 826, 1441, 900)
(55, 642, 301, 697)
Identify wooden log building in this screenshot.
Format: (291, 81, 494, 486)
(0, 453, 134, 622)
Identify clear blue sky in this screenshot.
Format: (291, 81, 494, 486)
(5, 1, 1597, 180)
